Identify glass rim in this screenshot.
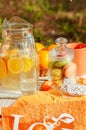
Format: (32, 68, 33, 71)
(3, 23, 33, 30)
(2, 17, 33, 29)
(4, 27, 33, 32)
(6, 22, 33, 27)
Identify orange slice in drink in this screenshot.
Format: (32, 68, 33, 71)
(23, 57, 34, 72)
(0, 58, 7, 79)
(7, 57, 22, 74)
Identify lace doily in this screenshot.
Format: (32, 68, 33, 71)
(61, 78, 86, 96)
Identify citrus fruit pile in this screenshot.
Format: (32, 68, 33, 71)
(36, 42, 57, 77)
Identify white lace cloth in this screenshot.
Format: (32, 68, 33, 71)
(61, 78, 86, 96)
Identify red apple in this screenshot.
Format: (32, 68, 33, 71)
(40, 81, 53, 91)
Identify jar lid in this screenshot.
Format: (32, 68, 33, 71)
(49, 37, 74, 61)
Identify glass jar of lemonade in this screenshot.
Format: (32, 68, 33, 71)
(48, 37, 77, 89)
(0, 16, 39, 94)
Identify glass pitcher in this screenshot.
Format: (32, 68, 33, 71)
(0, 16, 39, 94)
(48, 37, 77, 89)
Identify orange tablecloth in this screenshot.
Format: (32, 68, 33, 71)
(0, 90, 86, 130)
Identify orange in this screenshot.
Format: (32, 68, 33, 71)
(36, 43, 45, 52)
(7, 57, 22, 74)
(38, 49, 49, 68)
(0, 58, 7, 79)
(47, 44, 57, 51)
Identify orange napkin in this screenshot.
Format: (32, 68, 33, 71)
(0, 118, 2, 129)
(1, 91, 86, 130)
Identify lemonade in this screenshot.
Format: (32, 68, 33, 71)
(20, 54, 38, 95)
(21, 79, 37, 95)
(0, 51, 20, 90)
(0, 41, 39, 95)
(0, 50, 38, 94)
(0, 16, 39, 94)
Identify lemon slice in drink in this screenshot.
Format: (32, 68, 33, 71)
(23, 57, 34, 73)
(8, 57, 22, 74)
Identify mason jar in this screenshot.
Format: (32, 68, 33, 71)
(48, 37, 77, 89)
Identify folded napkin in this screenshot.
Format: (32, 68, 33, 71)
(1, 90, 86, 130)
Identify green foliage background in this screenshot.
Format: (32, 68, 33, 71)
(0, 0, 86, 46)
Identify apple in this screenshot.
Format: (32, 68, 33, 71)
(40, 81, 54, 91)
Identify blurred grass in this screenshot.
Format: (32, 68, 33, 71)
(0, 17, 2, 42)
(0, 0, 86, 45)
